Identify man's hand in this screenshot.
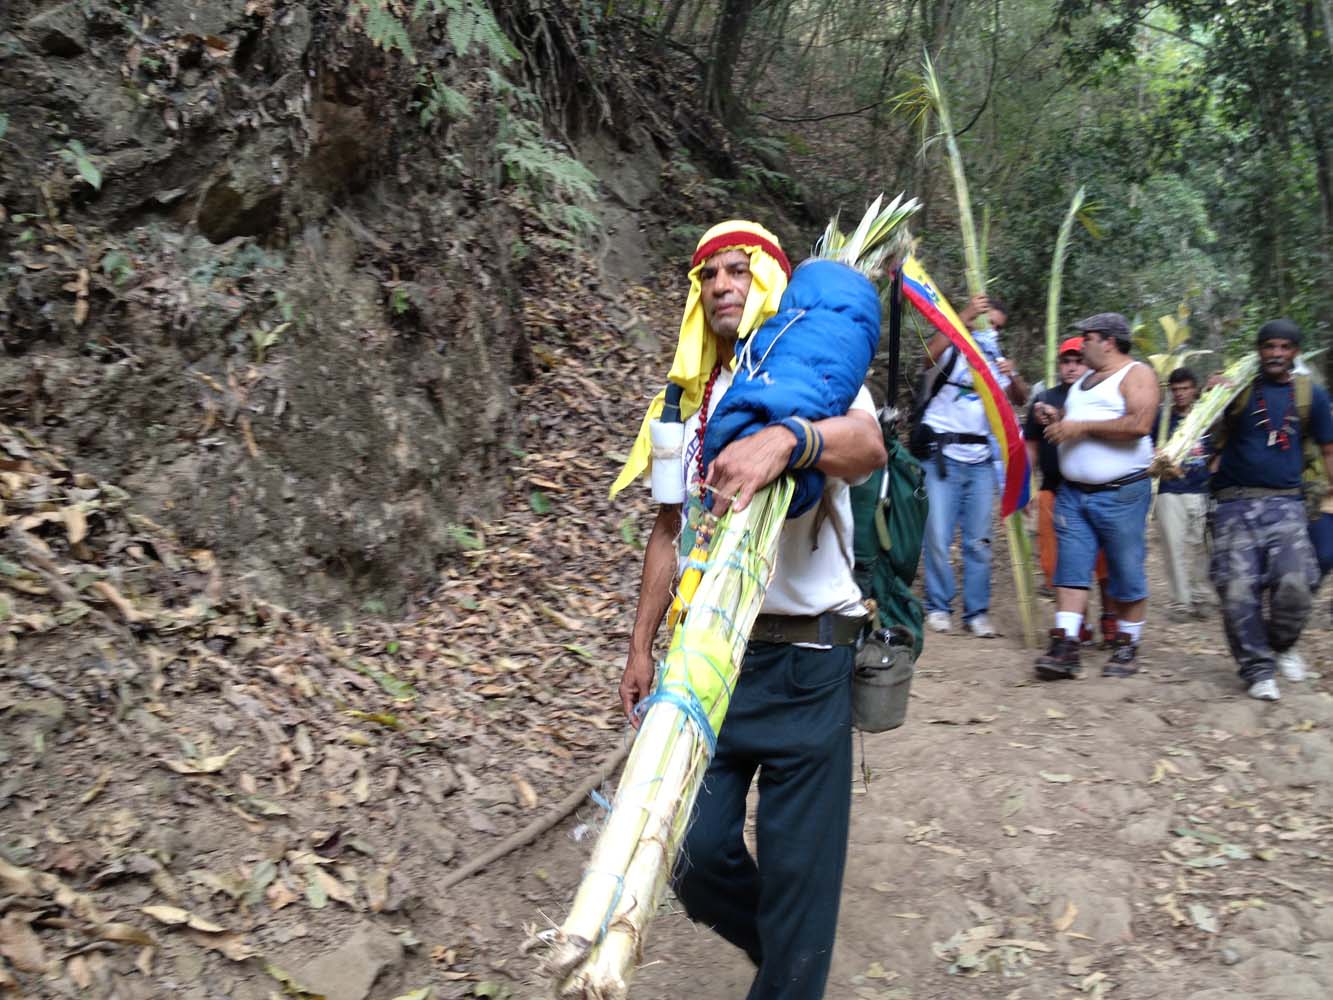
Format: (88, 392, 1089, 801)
(1044, 420, 1085, 445)
(705, 424, 796, 516)
(1033, 401, 1061, 426)
(619, 649, 656, 726)
(958, 293, 990, 325)
(997, 358, 1016, 378)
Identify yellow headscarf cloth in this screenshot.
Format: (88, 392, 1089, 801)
(610, 220, 791, 498)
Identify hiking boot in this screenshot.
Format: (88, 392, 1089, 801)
(1102, 633, 1140, 677)
(1248, 678, 1280, 702)
(926, 611, 952, 633)
(1099, 614, 1118, 648)
(965, 613, 996, 638)
(1276, 650, 1307, 682)
(1035, 630, 1081, 680)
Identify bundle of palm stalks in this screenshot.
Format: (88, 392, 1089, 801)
(541, 195, 918, 1000)
(1152, 353, 1259, 476)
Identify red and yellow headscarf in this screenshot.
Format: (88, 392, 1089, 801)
(610, 221, 791, 498)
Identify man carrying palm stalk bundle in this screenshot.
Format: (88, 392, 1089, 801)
(1031, 313, 1159, 680)
(1207, 320, 1333, 702)
(610, 221, 887, 1000)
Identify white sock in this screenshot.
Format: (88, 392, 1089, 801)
(1055, 612, 1084, 639)
(1118, 619, 1144, 642)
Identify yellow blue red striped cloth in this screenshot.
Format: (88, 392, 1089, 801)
(898, 253, 1031, 517)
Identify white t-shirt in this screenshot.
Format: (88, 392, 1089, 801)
(921, 328, 1011, 464)
(679, 367, 873, 617)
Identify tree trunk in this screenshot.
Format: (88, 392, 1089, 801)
(704, 0, 758, 124)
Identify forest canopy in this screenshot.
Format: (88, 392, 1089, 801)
(604, 0, 1332, 372)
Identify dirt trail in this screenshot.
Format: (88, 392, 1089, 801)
(605, 547, 1333, 1000)
(3, 245, 1331, 999)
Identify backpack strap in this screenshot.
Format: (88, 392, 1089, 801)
(1212, 380, 1255, 455)
(1294, 373, 1312, 427)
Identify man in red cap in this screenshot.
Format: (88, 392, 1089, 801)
(1023, 337, 1115, 645)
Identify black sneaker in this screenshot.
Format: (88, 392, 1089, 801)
(1035, 629, 1081, 680)
(1102, 633, 1139, 677)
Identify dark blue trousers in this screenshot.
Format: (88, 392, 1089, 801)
(672, 641, 853, 1000)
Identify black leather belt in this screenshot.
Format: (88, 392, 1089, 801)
(1066, 470, 1150, 493)
(751, 612, 866, 646)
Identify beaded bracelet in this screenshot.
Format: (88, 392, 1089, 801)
(778, 416, 824, 470)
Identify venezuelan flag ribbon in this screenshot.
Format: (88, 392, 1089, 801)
(898, 253, 1031, 517)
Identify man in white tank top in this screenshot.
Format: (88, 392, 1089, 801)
(1028, 313, 1160, 680)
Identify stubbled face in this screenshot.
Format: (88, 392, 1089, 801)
(1259, 338, 1298, 381)
(1058, 351, 1086, 386)
(699, 249, 753, 340)
(1081, 330, 1116, 369)
(1170, 380, 1199, 411)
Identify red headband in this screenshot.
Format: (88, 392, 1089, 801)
(692, 231, 792, 278)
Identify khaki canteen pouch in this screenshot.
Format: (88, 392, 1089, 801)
(852, 626, 915, 733)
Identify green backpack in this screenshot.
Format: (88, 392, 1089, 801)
(850, 435, 928, 658)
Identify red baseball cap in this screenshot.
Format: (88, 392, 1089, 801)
(1058, 336, 1084, 356)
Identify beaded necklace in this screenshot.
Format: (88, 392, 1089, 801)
(695, 363, 723, 488)
(1253, 382, 1298, 450)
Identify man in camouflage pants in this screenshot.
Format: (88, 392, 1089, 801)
(1209, 320, 1333, 701)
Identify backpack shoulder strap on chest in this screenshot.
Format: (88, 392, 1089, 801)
(1294, 373, 1312, 425)
(1211, 379, 1255, 454)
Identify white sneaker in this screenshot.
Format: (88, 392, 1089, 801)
(1248, 678, 1281, 702)
(1276, 650, 1307, 682)
(965, 613, 996, 638)
(926, 611, 952, 633)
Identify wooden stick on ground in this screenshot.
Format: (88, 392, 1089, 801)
(439, 742, 630, 891)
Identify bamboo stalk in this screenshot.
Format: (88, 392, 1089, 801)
(1045, 187, 1086, 387)
(911, 53, 1039, 647)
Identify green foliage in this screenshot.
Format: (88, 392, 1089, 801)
(0, 113, 8, 142)
(357, 0, 516, 65)
(446, 523, 484, 551)
(250, 322, 289, 364)
(415, 0, 518, 62)
(58, 140, 101, 190)
(415, 72, 471, 126)
(357, 0, 418, 62)
(100, 250, 135, 286)
(529, 490, 552, 514)
(496, 115, 600, 241)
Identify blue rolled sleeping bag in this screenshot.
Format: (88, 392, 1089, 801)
(702, 258, 881, 517)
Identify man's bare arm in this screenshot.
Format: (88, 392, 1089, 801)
(707, 409, 886, 516)
(1322, 441, 1333, 484)
(619, 504, 681, 720)
(1045, 365, 1160, 444)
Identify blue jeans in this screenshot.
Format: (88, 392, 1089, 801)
(922, 455, 994, 619)
(1053, 478, 1152, 601)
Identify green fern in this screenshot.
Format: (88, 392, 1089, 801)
(416, 74, 471, 125)
(414, 0, 516, 62)
(359, 0, 416, 63)
(496, 116, 599, 242)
